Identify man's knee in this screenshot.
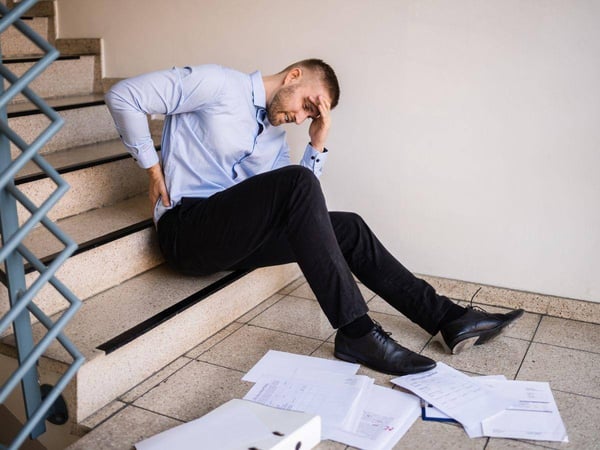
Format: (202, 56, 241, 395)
(331, 211, 368, 236)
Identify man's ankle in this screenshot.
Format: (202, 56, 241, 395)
(340, 314, 375, 338)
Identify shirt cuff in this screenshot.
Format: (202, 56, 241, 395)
(302, 143, 328, 177)
(131, 143, 160, 169)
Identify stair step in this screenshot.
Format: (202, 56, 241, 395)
(7, 95, 119, 157)
(0, 263, 301, 422)
(15, 138, 137, 185)
(16, 153, 147, 223)
(1, 16, 50, 57)
(4, 55, 98, 104)
(0, 194, 162, 333)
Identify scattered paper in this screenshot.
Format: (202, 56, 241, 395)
(327, 385, 421, 450)
(243, 349, 359, 382)
(481, 380, 568, 442)
(244, 370, 373, 437)
(392, 362, 514, 432)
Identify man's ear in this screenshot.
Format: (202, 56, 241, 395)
(283, 67, 302, 85)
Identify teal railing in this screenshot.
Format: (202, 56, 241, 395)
(0, 1, 84, 448)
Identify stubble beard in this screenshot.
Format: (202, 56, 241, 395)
(266, 84, 298, 125)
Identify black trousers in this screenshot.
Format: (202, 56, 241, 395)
(157, 165, 454, 333)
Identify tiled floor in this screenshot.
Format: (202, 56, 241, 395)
(71, 277, 600, 450)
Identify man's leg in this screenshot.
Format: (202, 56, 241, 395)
(325, 212, 523, 353)
(158, 165, 368, 329)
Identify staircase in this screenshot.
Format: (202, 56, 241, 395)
(0, 1, 300, 445)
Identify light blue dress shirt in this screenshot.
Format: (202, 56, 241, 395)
(105, 64, 328, 223)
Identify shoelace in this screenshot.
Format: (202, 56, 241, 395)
(372, 321, 397, 344)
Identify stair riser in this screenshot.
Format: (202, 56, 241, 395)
(0, 229, 163, 337)
(17, 157, 147, 223)
(31, 264, 301, 423)
(7, 56, 97, 104)
(1, 17, 49, 57)
(9, 105, 119, 157)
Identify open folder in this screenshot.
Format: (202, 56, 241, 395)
(135, 399, 321, 450)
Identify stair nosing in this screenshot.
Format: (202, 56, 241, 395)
(96, 269, 253, 355)
(7, 94, 106, 118)
(3, 55, 81, 64)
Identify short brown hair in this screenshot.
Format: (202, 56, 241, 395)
(282, 59, 340, 109)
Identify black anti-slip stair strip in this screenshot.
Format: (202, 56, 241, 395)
(3, 55, 81, 64)
(7, 94, 106, 118)
(97, 269, 253, 354)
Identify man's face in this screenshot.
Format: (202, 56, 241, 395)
(267, 78, 330, 126)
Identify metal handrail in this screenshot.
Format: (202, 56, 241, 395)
(0, 1, 85, 448)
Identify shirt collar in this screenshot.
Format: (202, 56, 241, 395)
(250, 71, 266, 109)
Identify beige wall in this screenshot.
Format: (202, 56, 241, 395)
(56, 0, 600, 303)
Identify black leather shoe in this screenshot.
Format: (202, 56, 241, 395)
(440, 306, 524, 354)
(334, 324, 436, 375)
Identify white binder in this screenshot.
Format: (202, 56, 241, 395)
(136, 399, 321, 450)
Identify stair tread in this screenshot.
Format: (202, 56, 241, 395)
(21, 193, 151, 262)
(0, 265, 232, 363)
(16, 138, 133, 183)
(7, 93, 105, 117)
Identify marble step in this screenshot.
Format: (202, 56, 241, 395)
(7, 94, 120, 158)
(0, 193, 162, 336)
(1, 16, 50, 57)
(4, 55, 100, 104)
(15, 146, 148, 223)
(0, 262, 301, 423)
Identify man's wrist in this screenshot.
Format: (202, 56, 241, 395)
(309, 141, 326, 152)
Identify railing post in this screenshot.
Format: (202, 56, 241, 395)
(0, 58, 46, 439)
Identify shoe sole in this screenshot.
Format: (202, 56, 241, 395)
(448, 312, 522, 355)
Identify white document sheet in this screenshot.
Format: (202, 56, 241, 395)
(327, 385, 421, 450)
(243, 349, 360, 382)
(391, 362, 514, 431)
(244, 370, 372, 437)
(481, 380, 568, 442)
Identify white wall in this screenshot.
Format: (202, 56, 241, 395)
(56, 0, 600, 302)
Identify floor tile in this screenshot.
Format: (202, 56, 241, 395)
(120, 357, 192, 403)
(249, 295, 335, 340)
(289, 280, 375, 302)
(422, 336, 530, 379)
(315, 440, 348, 449)
(534, 316, 600, 354)
(67, 406, 182, 450)
(133, 359, 252, 422)
(185, 322, 244, 359)
(550, 390, 600, 449)
(277, 275, 305, 295)
(79, 400, 126, 430)
(236, 293, 284, 323)
(418, 274, 482, 302)
(393, 418, 487, 449)
(517, 343, 600, 398)
(197, 324, 323, 372)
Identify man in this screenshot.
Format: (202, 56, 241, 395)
(105, 59, 523, 376)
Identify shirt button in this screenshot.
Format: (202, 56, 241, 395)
(311, 156, 316, 160)
(316, 159, 320, 163)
